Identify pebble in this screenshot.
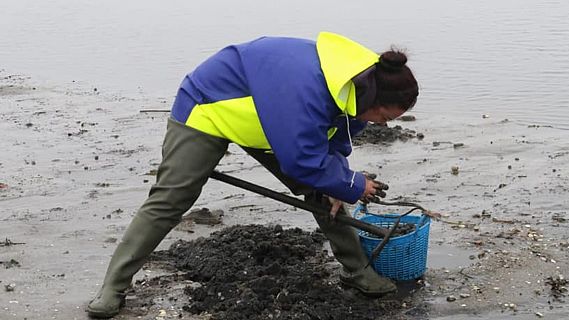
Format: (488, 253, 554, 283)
(482, 114, 490, 119)
(398, 115, 416, 122)
(446, 295, 457, 302)
(535, 312, 544, 318)
(453, 143, 465, 148)
(506, 303, 516, 309)
(104, 237, 117, 243)
(5, 283, 16, 292)
(460, 293, 471, 298)
(451, 166, 459, 175)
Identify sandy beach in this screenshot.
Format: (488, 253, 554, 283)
(1, 70, 568, 319)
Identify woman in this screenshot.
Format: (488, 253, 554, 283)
(87, 32, 418, 318)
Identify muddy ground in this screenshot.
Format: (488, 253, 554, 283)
(1, 70, 569, 319)
(143, 225, 399, 320)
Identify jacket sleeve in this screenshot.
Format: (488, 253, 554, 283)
(264, 97, 366, 204)
(246, 57, 366, 203)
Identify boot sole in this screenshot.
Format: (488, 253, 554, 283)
(86, 308, 119, 319)
(339, 277, 397, 297)
(86, 297, 125, 319)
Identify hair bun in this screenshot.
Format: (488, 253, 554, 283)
(379, 51, 408, 72)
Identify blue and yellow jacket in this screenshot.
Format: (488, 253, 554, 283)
(171, 32, 379, 203)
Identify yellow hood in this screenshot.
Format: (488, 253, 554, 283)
(316, 32, 379, 116)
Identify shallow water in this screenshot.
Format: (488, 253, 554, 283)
(428, 243, 472, 270)
(1, 0, 568, 128)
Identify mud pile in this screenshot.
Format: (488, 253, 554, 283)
(151, 225, 394, 320)
(353, 123, 423, 146)
(546, 276, 568, 301)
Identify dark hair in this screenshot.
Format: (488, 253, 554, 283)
(374, 49, 418, 110)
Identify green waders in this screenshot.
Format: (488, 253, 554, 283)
(87, 119, 229, 318)
(87, 119, 394, 318)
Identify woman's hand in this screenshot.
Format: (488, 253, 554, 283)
(360, 173, 389, 203)
(328, 197, 344, 218)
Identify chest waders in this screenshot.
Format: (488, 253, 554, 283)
(87, 118, 395, 318)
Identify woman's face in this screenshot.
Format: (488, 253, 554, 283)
(356, 105, 407, 124)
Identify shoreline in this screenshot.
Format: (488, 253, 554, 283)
(1, 72, 568, 319)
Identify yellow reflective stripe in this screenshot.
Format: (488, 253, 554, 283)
(185, 96, 271, 149)
(346, 81, 356, 116)
(327, 127, 338, 139)
(316, 32, 378, 116)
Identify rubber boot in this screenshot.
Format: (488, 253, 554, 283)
(87, 119, 229, 318)
(86, 215, 170, 318)
(306, 193, 397, 296)
(338, 265, 396, 297)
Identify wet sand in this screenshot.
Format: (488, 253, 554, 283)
(1, 71, 569, 319)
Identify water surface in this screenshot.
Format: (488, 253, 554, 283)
(1, 0, 567, 127)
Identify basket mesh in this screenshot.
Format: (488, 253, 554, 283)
(355, 208, 430, 281)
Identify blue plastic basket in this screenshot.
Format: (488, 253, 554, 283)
(354, 204, 431, 281)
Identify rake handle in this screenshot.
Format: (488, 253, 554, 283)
(210, 170, 389, 238)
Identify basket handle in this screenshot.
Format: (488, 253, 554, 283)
(353, 203, 368, 219)
(418, 214, 430, 227)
